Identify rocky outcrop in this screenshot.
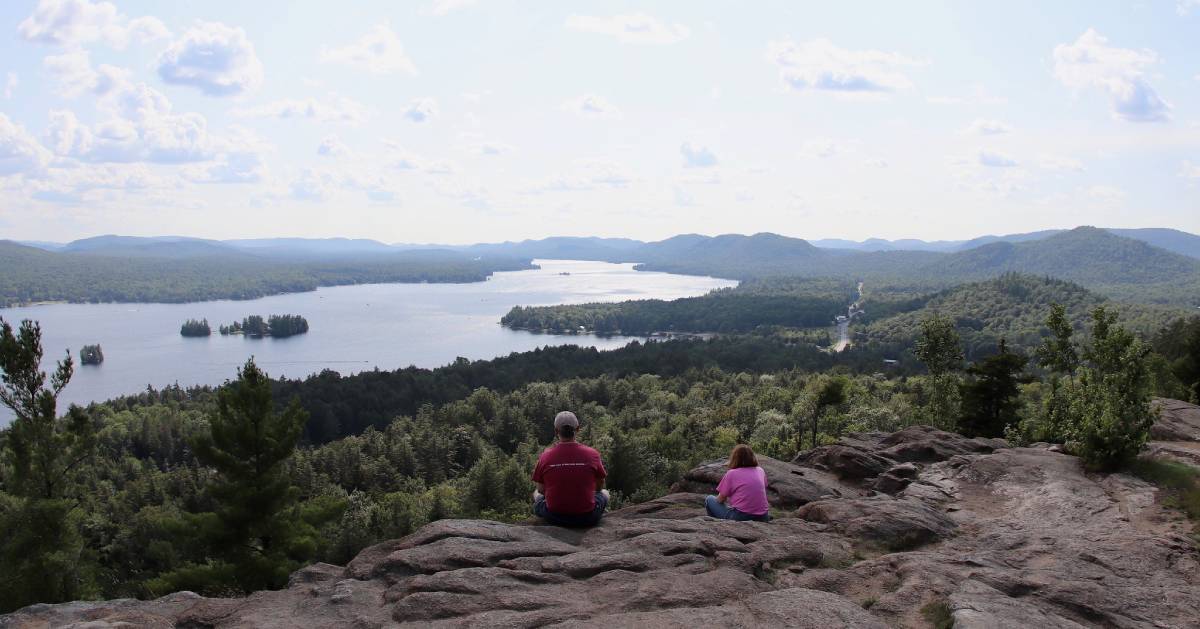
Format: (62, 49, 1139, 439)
(1151, 397, 1200, 441)
(6, 418, 1200, 628)
(672, 454, 854, 508)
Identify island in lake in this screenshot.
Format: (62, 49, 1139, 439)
(180, 318, 211, 337)
(219, 314, 309, 338)
(79, 344, 104, 365)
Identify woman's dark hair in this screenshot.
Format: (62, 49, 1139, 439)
(727, 444, 758, 469)
(559, 424, 576, 440)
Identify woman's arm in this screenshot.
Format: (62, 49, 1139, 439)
(716, 492, 728, 504)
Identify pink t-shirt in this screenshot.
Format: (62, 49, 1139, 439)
(716, 466, 769, 516)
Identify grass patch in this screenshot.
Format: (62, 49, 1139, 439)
(860, 596, 877, 609)
(1128, 458, 1200, 530)
(920, 600, 953, 629)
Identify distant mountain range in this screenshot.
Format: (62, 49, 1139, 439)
(808, 227, 1200, 259)
(18, 226, 1200, 260)
(8, 226, 1200, 307)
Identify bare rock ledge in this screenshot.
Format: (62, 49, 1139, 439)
(5, 405, 1200, 628)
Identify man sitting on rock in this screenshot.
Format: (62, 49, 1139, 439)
(532, 411, 609, 527)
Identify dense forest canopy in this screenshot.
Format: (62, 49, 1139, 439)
(1, 302, 1193, 609)
(0, 241, 533, 307)
(179, 319, 211, 337)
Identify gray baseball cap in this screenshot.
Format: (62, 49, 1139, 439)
(553, 411, 579, 429)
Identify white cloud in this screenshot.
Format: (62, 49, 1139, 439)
(527, 159, 635, 193)
(291, 168, 332, 201)
(43, 79, 221, 164)
(18, 0, 168, 48)
(403, 97, 439, 123)
(563, 94, 621, 119)
(158, 22, 263, 97)
(424, 160, 457, 175)
(1037, 154, 1084, 172)
(1085, 184, 1125, 202)
(235, 95, 368, 125)
(680, 142, 717, 168)
(977, 150, 1018, 167)
(43, 50, 128, 98)
(473, 142, 513, 156)
(1052, 29, 1170, 122)
(1180, 160, 1200, 179)
(3, 73, 17, 100)
(321, 24, 417, 75)
(799, 138, 856, 158)
(29, 163, 161, 203)
(963, 119, 1012, 135)
(0, 113, 52, 176)
(565, 13, 689, 45)
(673, 185, 695, 207)
(926, 85, 1007, 106)
(317, 135, 349, 157)
(185, 152, 265, 184)
(428, 0, 478, 16)
(863, 158, 888, 168)
(1178, 0, 1200, 15)
(386, 147, 426, 171)
(766, 38, 920, 93)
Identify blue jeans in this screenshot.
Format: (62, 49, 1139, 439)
(705, 495, 769, 522)
(534, 492, 608, 527)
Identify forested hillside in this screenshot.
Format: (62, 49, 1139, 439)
(861, 274, 1184, 358)
(2, 303, 1195, 609)
(0, 241, 532, 307)
(501, 278, 857, 335)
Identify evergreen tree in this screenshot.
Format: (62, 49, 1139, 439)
(154, 358, 336, 595)
(1072, 307, 1157, 470)
(1034, 303, 1078, 377)
(914, 315, 964, 377)
(0, 318, 96, 612)
(914, 315, 964, 431)
(960, 339, 1029, 438)
(802, 376, 847, 451)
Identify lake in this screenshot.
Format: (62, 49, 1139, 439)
(0, 260, 736, 424)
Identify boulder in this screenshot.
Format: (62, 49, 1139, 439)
(672, 454, 853, 508)
(875, 425, 1006, 463)
(792, 444, 895, 480)
(871, 462, 919, 495)
(1150, 397, 1200, 441)
(795, 495, 957, 551)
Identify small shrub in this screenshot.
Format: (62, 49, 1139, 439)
(920, 600, 954, 629)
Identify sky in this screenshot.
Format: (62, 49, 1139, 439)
(0, 0, 1197, 245)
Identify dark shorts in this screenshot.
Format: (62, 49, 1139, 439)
(534, 491, 608, 527)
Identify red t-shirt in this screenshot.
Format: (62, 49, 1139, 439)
(532, 441, 607, 515)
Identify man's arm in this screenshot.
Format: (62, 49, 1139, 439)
(595, 477, 605, 491)
(536, 482, 545, 493)
(716, 492, 728, 504)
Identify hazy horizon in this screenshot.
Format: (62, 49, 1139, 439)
(2, 1, 1198, 243)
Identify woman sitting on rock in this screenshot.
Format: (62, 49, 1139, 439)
(705, 444, 770, 522)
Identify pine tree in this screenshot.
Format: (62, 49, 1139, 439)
(914, 315, 964, 431)
(915, 315, 964, 377)
(153, 358, 335, 595)
(1035, 303, 1078, 378)
(0, 318, 96, 612)
(960, 339, 1030, 438)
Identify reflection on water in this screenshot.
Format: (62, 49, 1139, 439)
(0, 260, 736, 424)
